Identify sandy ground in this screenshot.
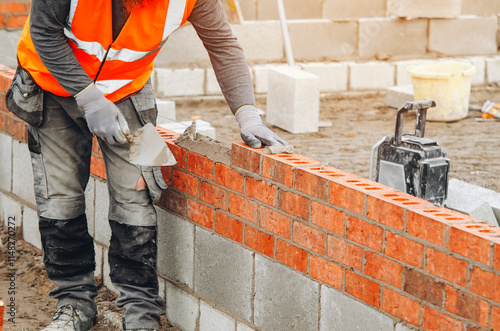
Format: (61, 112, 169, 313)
(1, 87, 500, 329)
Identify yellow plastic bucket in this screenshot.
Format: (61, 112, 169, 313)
(407, 62, 476, 121)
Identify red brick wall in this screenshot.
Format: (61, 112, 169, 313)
(1, 66, 500, 330)
(0, 1, 29, 29)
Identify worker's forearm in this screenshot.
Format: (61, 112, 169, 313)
(189, 0, 256, 114)
(29, 0, 93, 95)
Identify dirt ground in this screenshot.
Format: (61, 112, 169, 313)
(1, 87, 500, 330)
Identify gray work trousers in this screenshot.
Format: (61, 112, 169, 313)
(29, 82, 166, 330)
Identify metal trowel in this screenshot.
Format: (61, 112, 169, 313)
(128, 123, 176, 166)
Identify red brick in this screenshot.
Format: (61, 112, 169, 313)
(404, 268, 444, 307)
(0, 2, 27, 13)
(382, 288, 420, 326)
(277, 189, 309, 220)
(246, 177, 276, 206)
(309, 255, 343, 289)
(23, 123, 28, 142)
(7, 14, 27, 28)
(366, 195, 405, 230)
(165, 140, 186, 169)
(231, 142, 262, 174)
(260, 206, 291, 238)
(445, 285, 489, 327)
(5, 115, 24, 140)
(495, 243, 500, 271)
(173, 169, 198, 197)
(0, 112, 4, 131)
(426, 248, 468, 288)
(292, 221, 325, 255)
(329, 180, 365, 215)
(276, 239, 308, 273)
(92, 135, 101, 155)
(345, 270, 380, 307)
(346, 216, 383, 252)
(245, 226, 274, 258)
(448, 225, 492, 265)
(422, 306, 464, 331)
(187, 152, 214, 180)
(492, 305, 500, 331)
(262, 155, 294, 187)
(407, 209, 447, 247)
(215, 164, 244, 194)
(215, 211, 243, 243)
(228, 192, 258, 224)
(0, 15, 5, 28)
(200, 181, 227, 210)
(385, 231, 424, 268)
(187, 199, 213, 228)
(327, 235, 363, 270)
(158, 189, 186, 216)
(311, 201, 344, 235)
(470, 266, 500, 302)
(294, 167, 329, 201)
(90, 155, 107, 179)
(365, 251, 403, 288)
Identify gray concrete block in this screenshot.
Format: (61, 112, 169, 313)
(199, 301, 236, 331)
(386, 85, 414, 109)
(12, 141, 36, 205)
(157, 100, 176, 123)
(237, 322, 256, 331)
(0, 30, 22, 68)
(358, 18, 428, 58)
(388, 0, 461, 18)
(429, 16, 498, 56)
(194, 227, 253, 321)
(85, 178, 95, 238)
(232, 21, 284, 62)
(155, 68, 205, 98)
(165, 282, 199, 331)
(158, 276, 166, 300)
(266, 66, 320, 134)
(320, 285, 394, 331)
(0, 195, 22, 228)
(23, 207, 41, 250)
(0, 133, 12, 192)
(254, 255, 319, 331)
(103, 248, 119, 295)
(350, 62, 395, 90)
(395, 322, 418, 331)
(94, 179, 111, 246)
(486, 56, 500, 84)
(288, 20, 358, 60)
(300, 62, 349, 92)
(157, 207, 195, 288)
(323, 0, 386, 19)
(94, 243, 103, 278)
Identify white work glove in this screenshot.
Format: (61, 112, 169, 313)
(75, 84, 130, 145)
(235, 106, 288, 148)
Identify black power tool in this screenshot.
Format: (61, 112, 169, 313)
(369, 100, 450, 205)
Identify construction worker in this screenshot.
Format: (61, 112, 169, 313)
(6, 0, 287, 329)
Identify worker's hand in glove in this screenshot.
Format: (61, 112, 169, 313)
(235, 106, 288, 148)
(75, 84, 130, 145)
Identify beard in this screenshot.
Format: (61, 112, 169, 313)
(122, 0, 159, 13)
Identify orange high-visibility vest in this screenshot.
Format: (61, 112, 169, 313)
(17, 0, 197, 103)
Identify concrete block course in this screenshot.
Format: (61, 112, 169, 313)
(441, 57, 486, 86)
(156, 100, 176, 123)
(165, 282, 199, 331)
(350, 62, 395, 90)
(386, 85, 414, 109)
(300, 62, 348, 92)
(320, 285, 394, 331)
(396, 60, 432, 86)
(254, 255, 319, 331)
(155, 68, 205, 98)
(194, 227, 253, 321)
(205, 68, 223, 96)
(231, 21, 284, 62)
(22, 206, 41, 249)
(0, 195, 22, 227)
(0, 133, 12, 191)
(266, 66, 320, 133)
(388, 0, 461, 18)
(199, 301, 236, 331)
(252, 64, 287, 94)
(12, 141, 36, 205)
(461, 0, 500, 16)
(85, 178, 95, 237)
(237, 322, 256, 331)
(486, 56, 500, 84)
(0, 30, 22, 68)
(94, 243, 103, 278)
(288, 20, 358, 60)
(94, 179, 111, 245)
(323, 0, 386, 19)
(358, 18, 428, 58)
(256, 0, 322, 20)
(155, 24, 209, 66)
(103, 248, 119, 295)
(429, 16, 498, 56)
(157, 208, 195, 288)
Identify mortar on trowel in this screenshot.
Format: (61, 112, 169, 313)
(127, 123, 176, 166)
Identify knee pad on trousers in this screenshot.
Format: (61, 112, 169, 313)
(39, 214, 95, 279)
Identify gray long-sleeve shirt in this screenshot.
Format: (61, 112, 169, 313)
(29, 0, 255, 113)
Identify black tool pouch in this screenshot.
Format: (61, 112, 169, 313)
(5, 66, 44, 127)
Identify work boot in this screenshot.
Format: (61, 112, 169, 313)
(42, 304, 94, 331)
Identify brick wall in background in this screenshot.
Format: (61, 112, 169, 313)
(0, 1, 29, 29)
(2, 65, 500, 330)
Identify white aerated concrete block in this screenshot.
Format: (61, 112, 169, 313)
(253, 64, 287, 94)
(266, 66, 320, 134)
(205, 68, 222, 96)
(158, 119, 216, 139)
(157, 100, 176, 123)
(429, 16, 498, 56)
(323, 0, 386, 19)
(155, 68, 205, 97)
(396, 60, 432, 86)
(388, 0, 461, 18)
(232, 21, 284, 62)
(300, 62, 349, 92)
(386, 85, 414, 109)
(461, 0, 500, 16)
(23, 206, 41, 250)
(350, 62, 395, 90)
(486, 56, 500, 84)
